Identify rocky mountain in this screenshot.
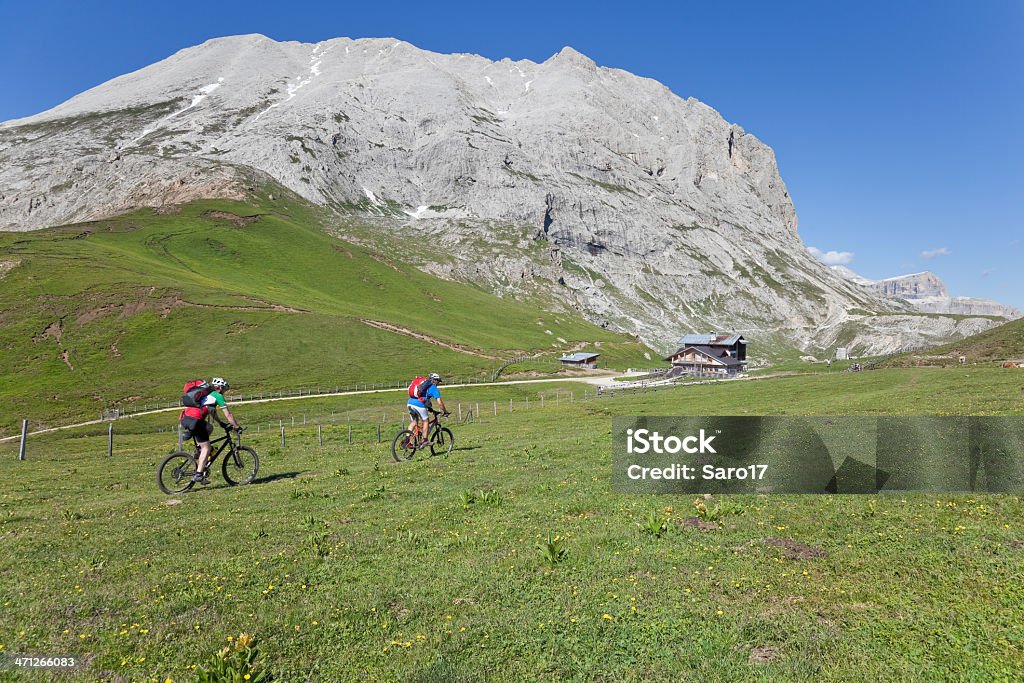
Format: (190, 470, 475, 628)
(0, 34, 1009, 355)
(830, 267, 1021, 319)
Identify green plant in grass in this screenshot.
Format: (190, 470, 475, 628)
(693, 497, 744, 521)
(308, 532, 330, 558)
(196, 632, 270, 683)
(639, 510, 669, 538)
(536, 533, 568, 567)
(478, 488, 503, 507)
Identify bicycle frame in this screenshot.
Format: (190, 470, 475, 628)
(193, 427, 239, 465)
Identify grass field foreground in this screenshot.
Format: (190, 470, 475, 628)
(0, 369, 1022, 681)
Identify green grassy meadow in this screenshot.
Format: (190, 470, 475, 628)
(1, 369, 1022, 681)
(0, 191, 654, 436)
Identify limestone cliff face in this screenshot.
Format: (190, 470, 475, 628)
(830, 268, 1021, 320)
(872, 272, 948, 299)
(0, 34, 1007, 354)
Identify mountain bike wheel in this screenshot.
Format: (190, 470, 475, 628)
(430, 427, 454, 457)
(157, 451, 198, 494)
(392, 430, 417, 462)
(222, 445, 259, 486)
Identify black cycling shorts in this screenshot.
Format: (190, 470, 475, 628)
(180, 416, 212, 443)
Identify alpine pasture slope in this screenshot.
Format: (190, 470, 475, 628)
(0, 183, 654, 437)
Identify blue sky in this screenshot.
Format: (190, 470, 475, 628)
(2, 1, 1021, 308)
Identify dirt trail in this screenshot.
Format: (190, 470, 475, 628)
(360, 319, 501, 359)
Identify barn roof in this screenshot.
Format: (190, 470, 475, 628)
(560, 352, 600, 362)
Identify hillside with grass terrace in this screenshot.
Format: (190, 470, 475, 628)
(0, 187, 655, 436)
(880, 317, 1024, 369)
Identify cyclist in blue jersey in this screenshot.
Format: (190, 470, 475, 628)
(407, 372, 449, 446)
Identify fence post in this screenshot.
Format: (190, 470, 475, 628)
(318, 423, 322, 448)
(377, 424, 381, 444)
(303, 415, 306, 425)
(458, 403, 462, 422)
(526, 397, 529, 410)
(509, 398, 513, 413)
(541, 395, 544, 408)
(18, 419, 27, 461)
(108, 423, 113, 457)
(280, 420, 285, 447)
(348, 425, 352, 444)
(493, 401, 497, 416)
(178, 423, 183, 449)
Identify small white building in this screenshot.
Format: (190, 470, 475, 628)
(835, 348, 849, 360)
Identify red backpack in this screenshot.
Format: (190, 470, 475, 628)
(181, 380, 211, 419)
(407, 376, 428, 399)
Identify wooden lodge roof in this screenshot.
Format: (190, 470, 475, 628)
(664, 345, 744, 367)
(678, 333, 746, 347)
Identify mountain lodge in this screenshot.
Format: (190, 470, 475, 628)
(664, 333, 747, 376)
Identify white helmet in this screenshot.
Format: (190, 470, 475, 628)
(429, 372, 442, 383)
(211, 377, 230, 390)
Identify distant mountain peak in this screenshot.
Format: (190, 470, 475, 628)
(545, 45, 596, 68)
(830, 266, 1019, 319)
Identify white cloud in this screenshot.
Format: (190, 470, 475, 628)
(921, 247, 951, 260)
(807, 246, 854, 265)
(981, 269, 994, 278)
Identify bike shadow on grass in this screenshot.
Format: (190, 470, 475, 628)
(251, 471, 305, 485)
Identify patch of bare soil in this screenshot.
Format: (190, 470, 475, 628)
(749, 646, 779, 664)
(34, 319, 64, 344)
(763, 537, 828, 560)
(360, 319, 500, 359)
(368, 253, 401, 272)
(202, 210, 261, 227)
(0, 259, 20, 279)
(172, 298, 307, 314)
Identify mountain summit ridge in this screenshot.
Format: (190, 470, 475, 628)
(0, 35, 1009, 353)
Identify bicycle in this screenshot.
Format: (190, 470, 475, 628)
(157, 425, 259, 494)
(392, 409, 454, 462)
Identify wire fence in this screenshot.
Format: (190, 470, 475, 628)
(101, 371, 577, 420)
(11, 388, 601, 460)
